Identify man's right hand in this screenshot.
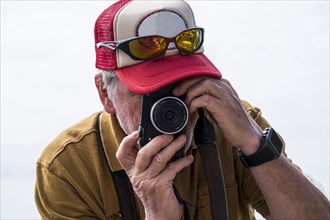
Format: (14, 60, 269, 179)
(116, 131, 194, 220)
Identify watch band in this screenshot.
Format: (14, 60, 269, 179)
(238, 127, 283, 168)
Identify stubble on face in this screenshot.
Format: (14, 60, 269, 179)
(111, 80, 142, 135)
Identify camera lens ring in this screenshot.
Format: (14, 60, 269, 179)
(150, 96, 189, 135)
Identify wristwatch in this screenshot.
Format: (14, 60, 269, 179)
(238, 127, 283, 168)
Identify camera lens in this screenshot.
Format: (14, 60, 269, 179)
(150, 96, 188, 134)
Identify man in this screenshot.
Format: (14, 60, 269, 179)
(35, 0, 330, 219)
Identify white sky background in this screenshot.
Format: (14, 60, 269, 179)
(1, 0, 329, 219)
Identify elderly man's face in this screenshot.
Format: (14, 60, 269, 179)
(111, 79, 142, 135)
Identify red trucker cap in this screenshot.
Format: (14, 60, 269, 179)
(94, 0, 222, 95)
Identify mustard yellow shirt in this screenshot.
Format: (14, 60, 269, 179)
(35, 101, 284, 219)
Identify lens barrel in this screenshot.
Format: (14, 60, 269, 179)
(150, 96, 188, 134)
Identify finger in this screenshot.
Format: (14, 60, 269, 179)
(188, 94, 225, 116)
(172, 77, 208, 96)
(184, 78, 223, 106)
(146, 135, 187, 177)
(186, 78, 241, 113)
(116, 131, 140, 170)
(135, 134, 174, 172)
(188, 93, 245, 132)
(159, 155, 194, 181)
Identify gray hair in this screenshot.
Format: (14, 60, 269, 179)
(96, 69, 119, 96)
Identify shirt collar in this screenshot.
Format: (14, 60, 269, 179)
(99, 110, 138, 171)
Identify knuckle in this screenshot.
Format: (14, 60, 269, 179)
(136, 150, 149, 161)
(166, 163, 177, 173)
(221, 78, 230, 85)
(202, 94, 212, 103)
(159, 134, 173, 142)
(115, 151, 122, 160)
(200, 78, 213, 88)
(151, 135, 172, 147)
(132, 178, 146, 192)
(153, 153, 165, 165)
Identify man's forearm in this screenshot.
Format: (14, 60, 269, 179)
(251, 155, 330, 219)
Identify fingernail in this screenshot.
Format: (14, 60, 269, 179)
(132, 131, 140, 138)
(187, 155, 194, 162)
(178, 134, 186, 141)
(163, 134, 173, 140)
(172, 87, 180, 95)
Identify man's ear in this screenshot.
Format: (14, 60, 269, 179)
(94, 74, 115, 114)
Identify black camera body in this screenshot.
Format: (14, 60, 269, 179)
(139, 83, 188, 160)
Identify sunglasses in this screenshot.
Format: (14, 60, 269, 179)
(96, 27, 204, 61)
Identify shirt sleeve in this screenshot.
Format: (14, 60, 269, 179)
(35, 163, 99, 220)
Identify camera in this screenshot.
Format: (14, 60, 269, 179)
(139, 83, 188, 160)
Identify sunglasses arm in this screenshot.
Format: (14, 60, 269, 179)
(96, 41, 120, 50)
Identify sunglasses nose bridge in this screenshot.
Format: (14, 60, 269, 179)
(164, 36, 180, 52)
(167, 36, 176, 43)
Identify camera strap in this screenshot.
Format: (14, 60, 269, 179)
(194, 108, 229, 220)
(110, 169, 138, 220)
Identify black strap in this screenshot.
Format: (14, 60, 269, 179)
(194, 108, 229, 220)
(173, 185, 190, 220)
(110, 169, 138, 220)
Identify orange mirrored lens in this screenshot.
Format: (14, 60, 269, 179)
(129, 36, 167, 59)
(176, 29, 202, 54)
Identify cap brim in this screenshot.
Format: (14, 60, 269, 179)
(115, 54, 222, 95)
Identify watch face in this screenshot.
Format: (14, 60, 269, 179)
(268, 128, 283, 153)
